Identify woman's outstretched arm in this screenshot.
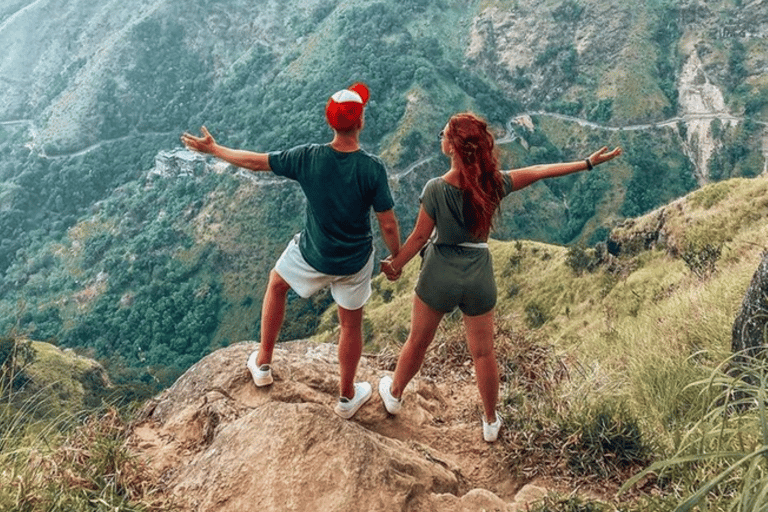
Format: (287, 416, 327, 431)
(509, 146, 622, 191)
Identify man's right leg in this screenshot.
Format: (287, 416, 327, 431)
(257, 269, 291, 366)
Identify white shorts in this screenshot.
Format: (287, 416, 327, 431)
(274, 234, 374, 311)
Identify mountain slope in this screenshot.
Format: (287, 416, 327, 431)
(1, 0, 767, 388)
(349, 174, 768, 437)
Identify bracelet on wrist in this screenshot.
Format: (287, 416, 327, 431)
(585, 158, 594, 171)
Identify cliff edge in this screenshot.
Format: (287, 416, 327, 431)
(129, 341, 550, 511)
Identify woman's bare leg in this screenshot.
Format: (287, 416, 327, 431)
(390, 295, 444, 398)
(463, 309, 498, 423)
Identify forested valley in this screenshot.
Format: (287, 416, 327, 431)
(1, 0, 766, 394)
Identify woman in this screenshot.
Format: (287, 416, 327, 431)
(379, 112, 621, 442)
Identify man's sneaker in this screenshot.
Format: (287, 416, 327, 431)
(482, 414, 502, 443)
(246, 350, 273, 387)
(378, 375, 402, 414)
(334, 382, 373, 419)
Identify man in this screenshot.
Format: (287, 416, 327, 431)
(181, 82, 400, 419)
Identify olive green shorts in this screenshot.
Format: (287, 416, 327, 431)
(415, 244, 496, 317)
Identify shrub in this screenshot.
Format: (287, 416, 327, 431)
(564, 402, 652, 479)
(566, 243, 600, 275)
(525, 301, 550, 328)
(0, 335, 35, 397)
(681, 242, 722, 279)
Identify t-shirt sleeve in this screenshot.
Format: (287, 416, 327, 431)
(419, 178, 438, 219)
(370, 160, 396, 212)
(502, 172, 515, 197)
(268, 145, 309, 180)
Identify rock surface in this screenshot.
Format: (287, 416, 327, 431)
(130, 341, 549, 511)
(732, 251, 768, 362)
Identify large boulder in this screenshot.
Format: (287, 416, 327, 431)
(732, 251, 768, 362)
(129, 341, 543, 511)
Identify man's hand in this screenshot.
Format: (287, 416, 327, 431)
(181, 126, 217, 155)
(180, 128, 271, 171)
(380, 257, 401, 281)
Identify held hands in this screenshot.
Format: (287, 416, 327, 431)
(181, 126, 217, 155)
(587, 146, 622, 168)
(380, 257, 401, 281)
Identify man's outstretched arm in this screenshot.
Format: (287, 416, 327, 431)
(181, 126, 271, 172)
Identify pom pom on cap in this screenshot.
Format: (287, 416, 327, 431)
(325, 82, 369, 131)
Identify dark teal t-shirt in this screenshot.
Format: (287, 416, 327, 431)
(269, 144, 394, 275)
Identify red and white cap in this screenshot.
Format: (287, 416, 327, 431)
(325, 82, 370, 131)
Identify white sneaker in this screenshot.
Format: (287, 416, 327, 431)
(378, 375, 402, 414)
(334, 382, 373, 419)
(482, 414, 502, 443)
(246, 350, 273, 387)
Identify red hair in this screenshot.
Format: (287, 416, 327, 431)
(445, 112, 503, 237)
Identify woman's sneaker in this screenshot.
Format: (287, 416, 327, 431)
(378, 375, 402, 414)
(247, 350, 273, 387)
(482, 414, 502, 443)
(334, 382, 373, 419)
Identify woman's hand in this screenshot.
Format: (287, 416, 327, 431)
(380, 257, 401, 281)
(181, 126, 217, 155)
(588, 146, 623, 167)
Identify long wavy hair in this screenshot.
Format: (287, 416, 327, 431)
(445, 112, 504, 237)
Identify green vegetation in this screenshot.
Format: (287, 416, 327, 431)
(0, 403, 170, 511)
(620, 131, 697, 218)
(351, 175, 768, 508)
(0, 333, 169, 510)
(620, 354, 768, 511)
(2, 0, 768, 508)
(3, 0, 767, 388)
(3, 174, 768, 508)
(652, 2, 682, 118)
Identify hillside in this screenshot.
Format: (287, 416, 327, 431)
(0, 0, 767, 389)
(339, 173, 768, 454)
(3, 173, 767, 510)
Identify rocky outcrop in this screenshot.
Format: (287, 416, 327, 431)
(147, 149, 209, 179)
(606, 208, 670, 258)
(732, 251, 768, 362)
(130, 341, 547, 512)
(678, 52, 739, 185)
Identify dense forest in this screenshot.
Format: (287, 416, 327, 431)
(0, 0, 766, 392)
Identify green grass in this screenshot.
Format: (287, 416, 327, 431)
(0, 336, 171, 511)
(353, 175, 768, 508)
(0, 398, 171, 511)
(621, 353, 768, 511)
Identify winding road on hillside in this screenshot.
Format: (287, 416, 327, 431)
(0, 0, 47, 34)
(389, 110, 765, 180)
(2, 109, 763, 178)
